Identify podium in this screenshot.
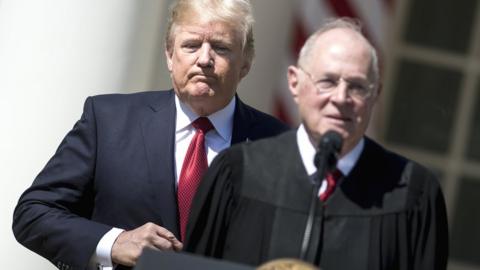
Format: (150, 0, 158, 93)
(134, 249, 255, 270)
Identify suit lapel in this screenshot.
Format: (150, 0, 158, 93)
(141, 90, 179, 237)
(231, 97, 254, 144)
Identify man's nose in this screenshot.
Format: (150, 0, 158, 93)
(197, 43, 214, 67)
(330, 80, 349, 102)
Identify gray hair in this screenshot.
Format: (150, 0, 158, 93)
(298, 17, 380, 87)
(165, 0, 255, 61)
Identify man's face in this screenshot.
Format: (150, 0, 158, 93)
(288, 29, 379, 154)
(166, 17, 251, 116)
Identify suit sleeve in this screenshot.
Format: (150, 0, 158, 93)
(12, 97, 112, 270)
(184, 150, 238, 258)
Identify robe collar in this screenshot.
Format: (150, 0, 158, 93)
(296, 124, 364, 177)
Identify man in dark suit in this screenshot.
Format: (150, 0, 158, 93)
(185, 18, 448, 270)
(12, 0, 288, 269)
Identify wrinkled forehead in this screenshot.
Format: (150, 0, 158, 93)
(316, 29, 371, 59)
(310, 29, 374, 78)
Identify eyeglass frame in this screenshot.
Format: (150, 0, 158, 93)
(298, 66, 376, 100)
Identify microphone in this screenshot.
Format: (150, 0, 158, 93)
(300, 130, 343, 260)
(313, 131, 343, 185)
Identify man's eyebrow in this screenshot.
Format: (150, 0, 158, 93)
(322, 72, 368, 81)
(318, 72, 340, 79)
(210, 38, 234, 45)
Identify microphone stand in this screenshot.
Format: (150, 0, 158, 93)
(299, 168, 325, 260)
(299, 131, 342, 261)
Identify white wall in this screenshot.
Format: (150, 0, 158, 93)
(0, 1, 293, 269)
(0, 1, 168, 269)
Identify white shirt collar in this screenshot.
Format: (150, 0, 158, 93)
(174, 95, 235, 142)
(296, 124, 364, 177)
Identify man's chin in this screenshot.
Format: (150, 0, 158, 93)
(191, 87, 214, 97)
(320, 124, 348, 135)
(190, 82, 215, 95)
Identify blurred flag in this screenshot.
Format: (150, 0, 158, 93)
(273, 0, 393, 129)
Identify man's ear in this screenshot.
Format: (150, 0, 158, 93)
(371, 81, 383, 104)
(287, 66, 300, 103)
(239, 58, 252, 79)
(376, 81, 383, 99)
(165, 48, 173, 72)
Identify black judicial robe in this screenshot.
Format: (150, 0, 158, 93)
(185, 131, 449, 270)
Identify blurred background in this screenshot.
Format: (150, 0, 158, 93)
(1, 0, 479, 269)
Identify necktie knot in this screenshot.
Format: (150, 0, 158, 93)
(328, 169, 343, 184)
(192, 117, 213, 134)
(320, 169, 343, 202)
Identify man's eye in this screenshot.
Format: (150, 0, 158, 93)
(348, 83, 367, 93)
(317, 79, 336, 89)
(182, 43, 200, 51)
(213, 45, 230, 54)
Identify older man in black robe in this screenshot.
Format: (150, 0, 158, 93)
(185, 18, 448, 270)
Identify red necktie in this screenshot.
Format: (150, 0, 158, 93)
(319, 169, 342, 202)
(177, 117, 213, 241)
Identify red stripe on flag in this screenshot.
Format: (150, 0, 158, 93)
(291, 15, 309, 59)
(274, 95, 293, 126)
(325, 0, 359, 18)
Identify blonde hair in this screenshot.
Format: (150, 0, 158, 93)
(165, 0, 255, 60)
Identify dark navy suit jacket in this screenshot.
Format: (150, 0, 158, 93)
(12, 90, 289, 270)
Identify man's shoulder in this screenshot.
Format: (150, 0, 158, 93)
(83, 90, 175, 117)
(346, 138, 444, 213)
(364, 137, 441, 193)
(239, 101, 287, 126)
(364, 137, 432, 174)
(89, 89, 173, 105)
(234, 99, 290, 139)
(210, 131, 297, 191)
(228, 130, 296, 158)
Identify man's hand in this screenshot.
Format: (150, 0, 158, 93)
(111, 222, 183, 267)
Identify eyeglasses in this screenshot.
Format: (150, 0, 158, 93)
(299, 67, 375, 100)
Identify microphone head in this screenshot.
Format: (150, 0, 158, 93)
(319, 130, 343, 154)
(314, 130, 343, 172)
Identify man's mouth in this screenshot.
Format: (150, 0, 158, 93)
(189, 72, 215, 80)
(326, 114, 352, 123)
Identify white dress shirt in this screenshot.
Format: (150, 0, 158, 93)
(174, 94, 235, 184)
(89, 95, 236, 269)
(296, 124, 364, 194)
